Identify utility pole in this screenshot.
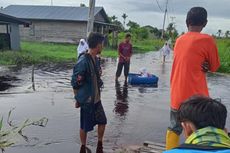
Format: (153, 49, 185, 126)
(51, 0, 53, 6)
(87, 0, 95, 37)
(161, 0, 169, 39)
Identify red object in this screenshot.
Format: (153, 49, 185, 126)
(118, 42, 132, 63)
(170, 32, 220, 110)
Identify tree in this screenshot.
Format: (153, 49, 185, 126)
(80, 3, 86, 7)
(122, 13, 128, 29)
(225, 30, 230, 38)
(126, 20, 140, 30)
(166, 23, 178, 40)
(111, 15, 117, 22)
(108, 15, 123, 30)
(217, 29, 222, 38)
(138, 27, 149, 39)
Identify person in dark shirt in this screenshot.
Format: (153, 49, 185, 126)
(115, 33, 133, 82)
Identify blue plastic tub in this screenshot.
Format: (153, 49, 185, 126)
(128, 73, 159, 86)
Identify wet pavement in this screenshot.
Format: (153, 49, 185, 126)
(0, 51, 229, 153)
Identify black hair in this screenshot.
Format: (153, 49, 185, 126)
(125, 33, 131, 38)
(186, 7, 207, 26)
(87, 32, 104, 49)
(178, 96, 227, 130)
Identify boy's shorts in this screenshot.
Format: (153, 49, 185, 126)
(80, 101, 107, 132)
(168, 109, 183, 135)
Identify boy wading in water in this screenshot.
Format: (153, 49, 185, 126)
(115, 33, 133, 82)
(71, 33, 107, 153)
(166, 7, 220, 150)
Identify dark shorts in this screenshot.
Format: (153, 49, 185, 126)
(116, 62, 130, 77)
(80, 101, 107, 132)
(168, 109, 183, 135)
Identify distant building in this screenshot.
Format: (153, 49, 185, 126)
(0, 5, 114, 44)
(0, 12, 29, 50)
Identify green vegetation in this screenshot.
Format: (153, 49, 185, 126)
(0, 109, 48, 152)
(217, 39, 230, 73)
(116, 32, 164, 52)
(0, 42, 76, 65)
(0, 39, 229, 74)
(0, 39, 163, 65)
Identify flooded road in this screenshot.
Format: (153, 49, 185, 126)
(0, 51, 229, 153)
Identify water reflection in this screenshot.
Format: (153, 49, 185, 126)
(114, 81, 129, 117)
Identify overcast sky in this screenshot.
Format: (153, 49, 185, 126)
(1, 0, 230, 35)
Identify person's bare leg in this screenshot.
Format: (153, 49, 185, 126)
(98, 124, 105, 142)
(96, 124, 106, 153)
(163, 55, 166, 63)
(80, 129, 87, 153)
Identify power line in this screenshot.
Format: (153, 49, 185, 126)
(155, 0, 164, 12)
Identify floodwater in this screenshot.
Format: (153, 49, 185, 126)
(0, 52, 229, 153)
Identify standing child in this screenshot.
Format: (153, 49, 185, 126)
(77, 39, 89, 58)
(166, 7, 220, 150)
(160, 42, 171, 63)
(115, 33, 133, 82)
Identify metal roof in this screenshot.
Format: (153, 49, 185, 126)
(1, 5, 107, 22)
(0, 12, 30, 25)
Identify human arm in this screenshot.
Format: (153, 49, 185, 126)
(126, 44, 133, 61)
(118, 43, 126, 59)
(73, 89, 80, 108)
(71, 59, 87, 108)
(207, 38, 220, 72)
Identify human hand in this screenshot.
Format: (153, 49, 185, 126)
(99, 69, 102, 76)
(75, 102, 80, 108)
(202, 61, 210, 72)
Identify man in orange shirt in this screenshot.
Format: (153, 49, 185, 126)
(166, 7, 220, 150)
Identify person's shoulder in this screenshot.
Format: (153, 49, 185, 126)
(197, 33, 217, 45)
(199, 33, 214, 40)
(175, 33, 186, 42)
(77, 54, 88, 64)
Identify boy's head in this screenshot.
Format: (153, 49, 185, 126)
(186, 7, 208, 29)
(125, 33, 131, 43)
(87, 32, 104, 54)
(178, 96, 228, 138)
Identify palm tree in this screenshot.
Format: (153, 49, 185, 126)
(225, 30, 230, 38)
(122, 13, 128, 29)
(217, 29, 222, 38)
(111, 15, 117, 22)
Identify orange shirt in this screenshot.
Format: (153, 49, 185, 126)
(170, 32, 220, 110)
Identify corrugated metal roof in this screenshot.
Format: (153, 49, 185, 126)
(0, 12, 30, 24)
(1, 5, 104, 22)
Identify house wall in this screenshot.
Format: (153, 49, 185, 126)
(95, 13, 106, 23)
(0, 25, 7, 33)
(19, 20, 88, 43)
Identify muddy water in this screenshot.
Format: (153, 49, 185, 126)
(0, 52, 229, 153)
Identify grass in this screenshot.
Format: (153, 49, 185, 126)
(133, 39, 164, 53)
(0, 39, 229, 73)
(0, 109, 48, 152)
(0, 40, 163, 65)
(217, 39, 230, 73)
(0, 42, 76, 65)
